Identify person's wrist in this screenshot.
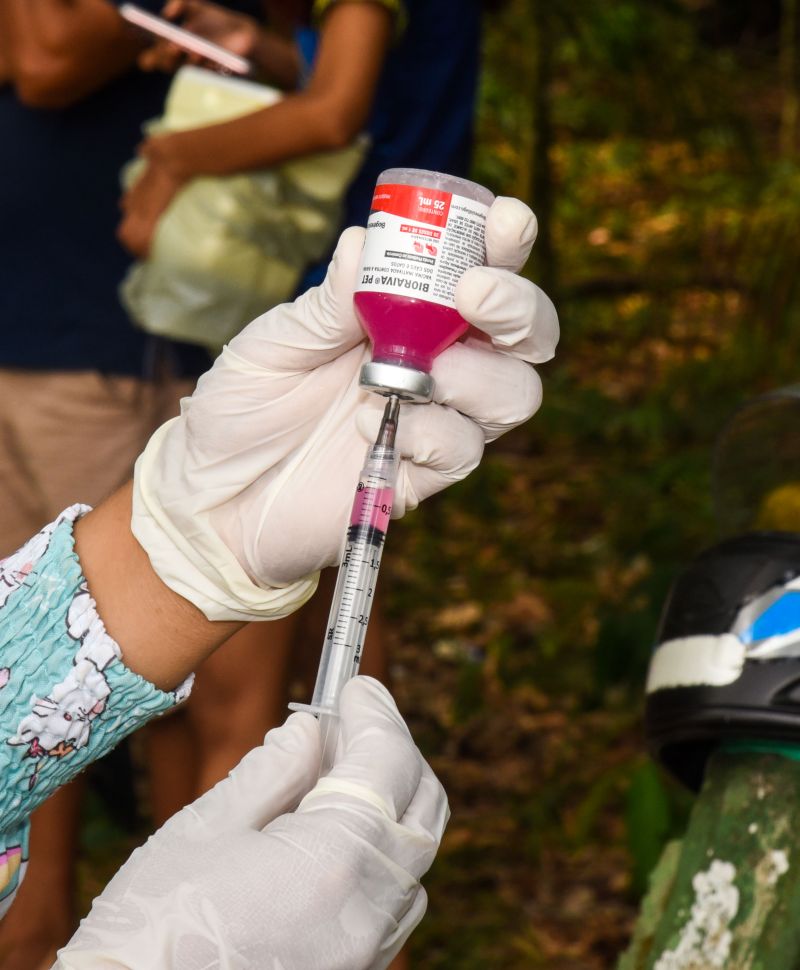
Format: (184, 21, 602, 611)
(131, 427, 321, 622)
(75, 482, 243, 691)
(141, 132, 197, 182)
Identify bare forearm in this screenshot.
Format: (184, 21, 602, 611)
(145, 2, 392, 178)
(250, 28, 302, 89)
(4, 0, 143, 107)
(151, 92, 358, 178)
(74, 482, 242, 692)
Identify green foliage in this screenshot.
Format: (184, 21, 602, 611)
(400, 0, 800, 965)
(625, 763, 691, 897)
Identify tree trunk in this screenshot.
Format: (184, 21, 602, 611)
(529, 0, 556, 295)
(618, 750, 800, 969)
(781, 0, 799, 157)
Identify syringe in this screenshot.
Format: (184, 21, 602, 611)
(290, 394, 401, 769)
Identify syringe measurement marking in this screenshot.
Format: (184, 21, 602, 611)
(329, 535, 384, 665)
(318, 473, 392, 705)
(292, 396, 399, 735)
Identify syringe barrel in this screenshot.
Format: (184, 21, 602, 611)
(308, 443, 399, 714)
(363, 442, 400, 481)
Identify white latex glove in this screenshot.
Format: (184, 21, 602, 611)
(54, 677, 447, 970)
(133, 197, 559, 619)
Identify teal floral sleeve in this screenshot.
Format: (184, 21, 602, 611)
(0, 507, 192, 918)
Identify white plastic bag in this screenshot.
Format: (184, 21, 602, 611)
(120, 66, 367, 352)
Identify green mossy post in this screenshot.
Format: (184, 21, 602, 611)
(618, 750, 800, 969)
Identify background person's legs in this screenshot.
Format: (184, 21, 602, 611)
(143, 707, 198, 827)
(0, 784, 82, 970)
(190, 620, 297, 792)
(175, 572, 392, 800)
(145, 618, 297, 827)
(0, 368, 193, 967)
(148, 566, 393, 819)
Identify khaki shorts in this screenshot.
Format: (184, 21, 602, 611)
(0, 370, 194, 557)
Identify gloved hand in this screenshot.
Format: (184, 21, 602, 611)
(133, 197, 559, 619)
(54, 677, 447, 970)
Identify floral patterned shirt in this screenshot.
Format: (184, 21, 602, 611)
(0, 508, 191, 918)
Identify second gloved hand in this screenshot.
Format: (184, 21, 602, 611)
(133, 197, 559, 620)
(54, 678, 448, 970)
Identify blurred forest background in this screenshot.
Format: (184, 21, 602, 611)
(78, 0, 800, 966)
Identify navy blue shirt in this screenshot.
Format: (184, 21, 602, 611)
(0, 1, 258, 377)
(345, 0, 481, 227)
(297, 0, 481, 289)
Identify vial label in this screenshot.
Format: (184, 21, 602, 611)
(357, 183, 490, 308)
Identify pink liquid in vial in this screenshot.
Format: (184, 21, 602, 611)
(355, 169, 494, 396)
(354, 291, 469, 374)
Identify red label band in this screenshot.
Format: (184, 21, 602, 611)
(370, 183, 452, 228)
(400, 224, 442, 239)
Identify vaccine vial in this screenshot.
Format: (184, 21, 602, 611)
(354, 168, 495, 402)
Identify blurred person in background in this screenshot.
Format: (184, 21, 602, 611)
(123, 0, 482, 263)
(0, 2, 263, 966)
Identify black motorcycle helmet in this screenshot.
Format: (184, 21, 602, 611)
(645, 388, 800, 790)
(645, 531, 800, 790)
